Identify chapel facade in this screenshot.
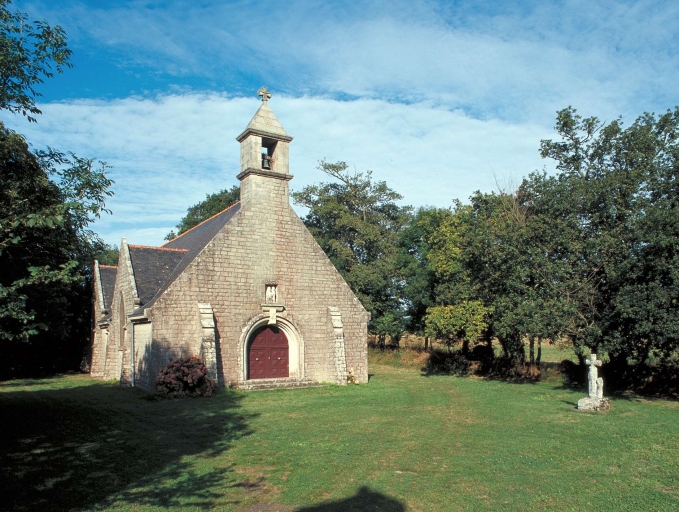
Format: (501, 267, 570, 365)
(89, 88, 369, 390)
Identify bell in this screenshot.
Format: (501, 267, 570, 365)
(262, 155, 271, 169)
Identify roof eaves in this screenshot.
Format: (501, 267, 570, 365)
(161, 201, 240, 247)
(128, 244, 188, 253)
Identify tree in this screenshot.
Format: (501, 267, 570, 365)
(94, 243, 119, 266)
(424, 302, 491, 353)
(396, 206, 452, 335)
(166, 185, 239, 240)
(538, 106, 679, 370)
(292, 160, 412, 335)
(0, 0, 71, 121)
(0, 1, 113, 377)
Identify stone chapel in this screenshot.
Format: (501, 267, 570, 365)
(89, 88, 369, 390)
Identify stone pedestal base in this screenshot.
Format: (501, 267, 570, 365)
(577, 397, 610, 412)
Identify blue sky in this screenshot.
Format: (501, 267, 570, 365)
(4, 0, 678, 246)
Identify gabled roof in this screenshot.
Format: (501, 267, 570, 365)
(236, 102, 292, 142)
(127, 246, 187, 305)
(98, 265, 117, 311)
(130, 202, 241, 314)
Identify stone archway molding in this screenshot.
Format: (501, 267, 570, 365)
(237, 313, 304, 383)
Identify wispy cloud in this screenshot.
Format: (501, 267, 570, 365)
(26, 0, 679, 121)
(6, 93, 552, 246)
(8, 0, 677, 247)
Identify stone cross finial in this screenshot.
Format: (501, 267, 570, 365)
(258, 86, 272, 103)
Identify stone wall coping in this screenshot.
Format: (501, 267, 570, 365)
(235, 127, 293, 143)
(128, 310, 151, 323)
(237, 168, 294, 182)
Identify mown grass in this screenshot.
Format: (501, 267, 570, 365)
(1, 363, 678, 511)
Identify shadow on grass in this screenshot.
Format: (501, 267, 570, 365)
(0, 374, 70, 387)
(418, 348, 546, 384)
(0, 378, 256, 511)
(296, 486, 405, 511)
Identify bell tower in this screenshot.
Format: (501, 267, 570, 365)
(236, 87, 293, 208)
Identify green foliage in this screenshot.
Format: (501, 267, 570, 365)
(167, 185, 239, 239)
(156, 356, 216, 397)
(422, 105, 679, 373)
(293, 160, 411, 331)
(0, 0, 72, 122)
(94, 244, 119, 266)
(371, 312, 405, 347)
(535, 106, 679, 368)
(0, 124, 112, 345)
(424, 301, 491, 350)
(395, 206, 452, 332)
(0, 2, 113, 377)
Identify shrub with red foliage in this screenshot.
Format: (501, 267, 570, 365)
(155, 355, 216, 397)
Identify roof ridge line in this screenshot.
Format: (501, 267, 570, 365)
(128, 244, 189, 252)
(162, 201, 240, 247)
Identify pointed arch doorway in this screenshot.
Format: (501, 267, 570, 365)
(248, 325, 289, 379)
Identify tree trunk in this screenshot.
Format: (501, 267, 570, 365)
(424, 336, 429, 352)
(518, 335, 526, 363)
(529, 337, 535, 367)
(536, 337, 542, 368)
(574, 345, 586, 366)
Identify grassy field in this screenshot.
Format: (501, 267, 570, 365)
(1, 358, 678, 511)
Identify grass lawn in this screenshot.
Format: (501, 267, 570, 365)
(1, 361, 678, 511)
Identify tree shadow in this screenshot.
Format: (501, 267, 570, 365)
(0, 375, 69, 387)
(418, 349, 544, 384)
(0, 379, 256, 511)
(296, 486, 405, 511)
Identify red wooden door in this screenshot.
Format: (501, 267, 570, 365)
(248, 326, 289, 379)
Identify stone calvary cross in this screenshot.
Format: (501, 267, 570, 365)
(577, 353, 610, 411)
(586, 353, 603, 399)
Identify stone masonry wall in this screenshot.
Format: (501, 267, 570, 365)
(133, 322, 154, 390)
(102, 241, 139, 383)
(90, 264, 106, 377)
(146, 172, 369, 386)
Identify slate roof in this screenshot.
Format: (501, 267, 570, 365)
(128, 246, 188, 305)
(98, 265, 117, 311)
(129, 202, 241, 314)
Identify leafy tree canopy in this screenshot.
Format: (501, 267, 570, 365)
(395, 206, 453, 333)
(424, 302, 491, 351)
(0, 0, 71, 121)
(293, 160, 412, 333)
(0, 0, 113, 378)
(537, 106, 679, 367)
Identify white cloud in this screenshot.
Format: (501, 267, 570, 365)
(28, 0, 679, 122)
(5, 93, 553, 246)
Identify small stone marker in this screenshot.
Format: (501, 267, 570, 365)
(577, 353, 610, 411)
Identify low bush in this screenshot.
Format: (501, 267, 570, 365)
(425, 349, 473, 375)
(156, 355, 216, 397)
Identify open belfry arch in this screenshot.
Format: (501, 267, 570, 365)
(89, 88, 369, 390)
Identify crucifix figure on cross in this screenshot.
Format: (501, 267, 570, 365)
(586, 353, 604, 399)
(258, 86, 272, 103)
